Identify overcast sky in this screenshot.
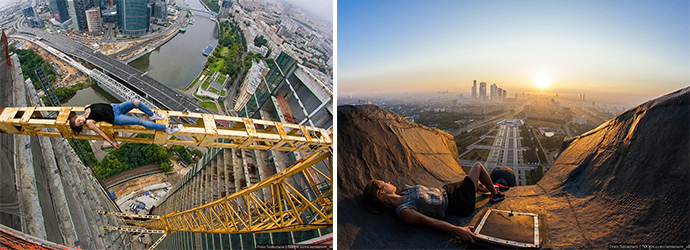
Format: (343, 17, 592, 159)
(339, 0, 689, 101)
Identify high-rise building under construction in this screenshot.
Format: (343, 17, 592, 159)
(151, 52, 333, 248)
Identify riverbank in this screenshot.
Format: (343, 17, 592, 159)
(121, 28, 180, 63)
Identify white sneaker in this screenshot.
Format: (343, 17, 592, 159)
(148, 112, 165, 120)
(165, 124, 183, 134)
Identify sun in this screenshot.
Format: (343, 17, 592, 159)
(535, 75, 550, 89)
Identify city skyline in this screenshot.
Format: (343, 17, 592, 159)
(338, 0, 689, 102)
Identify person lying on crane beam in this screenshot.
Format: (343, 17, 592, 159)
(69, 99, 183, 148)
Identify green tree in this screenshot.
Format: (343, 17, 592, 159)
(160, 160, 172, 172)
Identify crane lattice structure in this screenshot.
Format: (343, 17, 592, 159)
(0, 106, 333, 249)
(0, 106, 331, 152)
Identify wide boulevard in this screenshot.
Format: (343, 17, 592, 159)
(14, 24, 209, 116)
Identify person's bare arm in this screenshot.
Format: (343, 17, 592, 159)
(399, 208, 476, 243)
(85, 120, 120, 149)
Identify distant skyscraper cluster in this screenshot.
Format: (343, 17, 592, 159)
(42, 0, 163, 35)
(579, 94, 586, 101)
(471, 80, 507, 102)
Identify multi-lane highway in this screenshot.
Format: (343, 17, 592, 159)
(14, 26, 209, 118)
(482, 120, 530, 185)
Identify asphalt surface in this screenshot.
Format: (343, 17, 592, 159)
(486, 124, 527, 185)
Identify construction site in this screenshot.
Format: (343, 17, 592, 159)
(0, 30, 333, 250)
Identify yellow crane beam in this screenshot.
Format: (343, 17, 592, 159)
(3, 106, 333, 238)
(103, 150, 332, 234)
(0, 107, 331, 152)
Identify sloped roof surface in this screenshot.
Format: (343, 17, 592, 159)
(337, 87, 689, 249)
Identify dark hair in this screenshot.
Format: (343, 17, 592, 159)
(363, 180, 394, 214)
(69, 116, 83, 134)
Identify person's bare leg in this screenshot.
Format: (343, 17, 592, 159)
(467, 162, 497, 195)
(477, 183, 489, 193)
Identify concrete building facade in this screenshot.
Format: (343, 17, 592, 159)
(238, 52, 332, 129)
(85, 7, 103, 35)
(0, 30, 129, 248)
(234, 60, 269, 112)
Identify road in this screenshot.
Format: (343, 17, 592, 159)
(484, 123, 527, 185)
(450, 106, 524, 137)
(14, 22, 210, 122)
(564, 122, 573, 137)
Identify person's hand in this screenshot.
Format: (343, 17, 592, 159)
(452, 226, 476, 243)
(112, 141, 120, 149)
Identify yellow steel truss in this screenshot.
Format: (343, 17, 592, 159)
(99, 150, 331, 240)
(106, 150, 333, 234)
(1, 106, 333, 242)
(0, 107, 331, 152)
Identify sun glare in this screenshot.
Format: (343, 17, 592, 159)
(535, 75, 550, 89)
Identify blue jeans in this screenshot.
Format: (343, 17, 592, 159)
(110, 100, 166, 130)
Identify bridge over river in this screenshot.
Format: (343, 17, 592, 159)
(14, 29, 210, 122)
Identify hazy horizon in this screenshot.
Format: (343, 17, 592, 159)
(338, 0, 689, 102)
(283, 0, 333, 24)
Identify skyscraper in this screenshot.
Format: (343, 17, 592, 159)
(49, 0, 70, 23)
(471, 80, 477, 100)
(85, 7, 102, 35)
(151, 0, 167, 22)
(502, 89, 507, 101)
(479, 81, 487, 102)
(490, 83, 497, 100)
(71, 0, 97, 32)
(117, 0, 151, 35)
(22, 7, 35, 18)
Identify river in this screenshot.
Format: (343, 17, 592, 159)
(66, 0, 219, 105)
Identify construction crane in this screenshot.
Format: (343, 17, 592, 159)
(0, 106, 331, 152)
(0, 106, 333, 249)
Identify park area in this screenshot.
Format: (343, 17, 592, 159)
(477, 137, 495, 146)
(460, 148, 491, 162)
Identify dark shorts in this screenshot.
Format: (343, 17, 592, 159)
(443, 176, 476, 217)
